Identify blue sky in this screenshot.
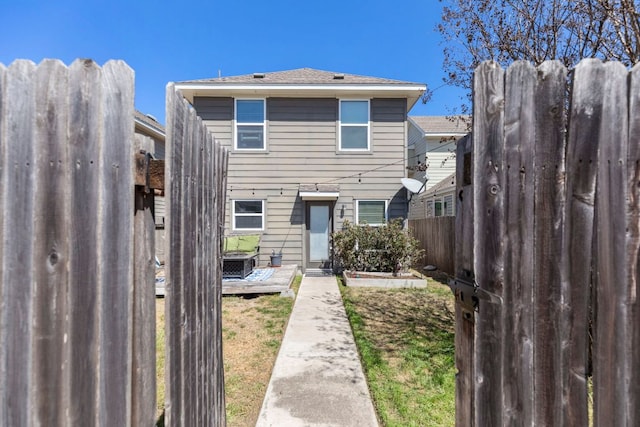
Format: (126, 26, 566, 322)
(0, 0, 467, 124)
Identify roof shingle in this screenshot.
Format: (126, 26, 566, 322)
(410, 115, 470, 134)
(179, 67, 422, 86)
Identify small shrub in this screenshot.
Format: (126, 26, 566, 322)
(333, 219, 424, 274)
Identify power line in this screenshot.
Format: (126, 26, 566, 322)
(226, 139, 461, 193)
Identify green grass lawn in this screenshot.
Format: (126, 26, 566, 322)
(340, 278, 456, 427)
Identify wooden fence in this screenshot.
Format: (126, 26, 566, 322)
(0, 59, 228, 426)
(454, 59, 640, 426)
(164, 85, 228, 426)
(408, 216, 455, 275)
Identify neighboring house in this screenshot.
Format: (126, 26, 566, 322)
(409, 172, 456, 219)
(134, 110, 167, 262)
(407, 115, 468, 186)
(175, 68, 425, 272)
(407, 116, 468, 220)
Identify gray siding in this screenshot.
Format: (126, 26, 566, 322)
(407, 120, 425, 179)
(193, 97, 233, 147)
(423, 136, 457, 190)
(407, 119, 457, 190)
(194, 96, 409, 268)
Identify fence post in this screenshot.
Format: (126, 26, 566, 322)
(132, 134, 157, 426)
(453, 133, 474, 426)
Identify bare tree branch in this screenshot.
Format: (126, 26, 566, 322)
(437, 0, 640, 111)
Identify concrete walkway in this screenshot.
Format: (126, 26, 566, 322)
(256, 274, 379, 427)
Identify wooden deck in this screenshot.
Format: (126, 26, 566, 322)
(156, 264, 298, 297)
(222, 264, 298, 295)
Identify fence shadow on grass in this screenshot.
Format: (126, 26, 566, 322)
(341, 285, 455, 363)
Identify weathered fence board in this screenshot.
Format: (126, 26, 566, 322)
(627, 62, 640, 426)
(562, 59, 603, 426)
(532, 60, 568, 425)
(165, 83, 185, 425)
(593, 61, 632, 426)
(408, 216, 455, 275)
(453, 134, 474, 426)
(502, 60, 536, 424)
(1, 59, 37, 427)
(164, 85, 227, 427)
(99, 59, 135, 425)
(0, 59, 137, 426)
(32, 59, 71, 426)
(462, 58, 640, 426)
(132, 134, 157, 426)
(472, 61, 506, 427)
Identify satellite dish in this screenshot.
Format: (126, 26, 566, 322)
(401, 177, 427, 194)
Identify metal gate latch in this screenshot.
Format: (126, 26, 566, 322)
(448, 277, 503, 314)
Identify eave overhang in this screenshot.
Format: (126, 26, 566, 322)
(298, 183, 340, 201)
(299, 192, 340, 201)
(173, 83, 426, 110)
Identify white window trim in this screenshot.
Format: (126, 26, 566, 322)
(339, 99, 370, 151)
(234, 98, 266, 151)
(232, 199, 265, 231)
(355, 199, 388, 226)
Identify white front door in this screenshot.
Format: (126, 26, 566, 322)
(306, 202, 332, 269)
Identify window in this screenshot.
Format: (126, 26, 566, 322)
(232, 200, 264, 230)
(444, 194, 454, 216)
(426, 200, 434, 217)
(357, 200, 387, 225)
(434, 199, 443, 217)
(235, 99, 265, 150)
(340, 100, 369, 150)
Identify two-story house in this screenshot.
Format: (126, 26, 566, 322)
(406, 115, 468, 219)
(175, 68, 425, 272)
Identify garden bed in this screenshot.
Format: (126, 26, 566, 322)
(342, 271, 427, 288)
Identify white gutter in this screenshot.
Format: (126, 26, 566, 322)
(135, 118, 165, 140)
(424, 133, 468, 138)
(174, 83, 426, 110)
(174, 83, 426, 93)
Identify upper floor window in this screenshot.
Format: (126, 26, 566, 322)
(356, 200, 387, 226)
(232, 200, 265, 230)
(339, 100, 369, 151)
(235, 99, 265, 150)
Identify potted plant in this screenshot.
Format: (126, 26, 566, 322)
(270, 249, 282, 267)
